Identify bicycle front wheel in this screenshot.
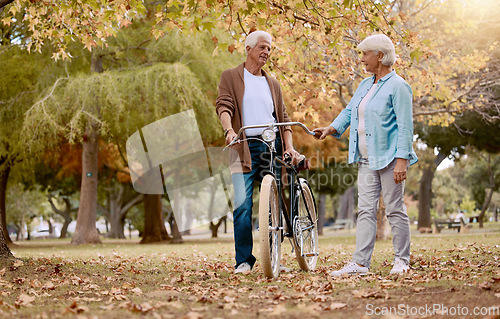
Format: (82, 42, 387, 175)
(259, 174, 281, 279)
(293, 178, 319, 271)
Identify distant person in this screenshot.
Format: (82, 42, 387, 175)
(314, 34, 418, 276)
(455, 210, 467, 223)
(215, 31, 302, 274)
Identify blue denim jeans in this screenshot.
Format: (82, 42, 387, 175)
(231, 137, 282, 269)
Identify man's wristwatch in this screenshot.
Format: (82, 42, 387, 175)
(224, 128, 233, 137)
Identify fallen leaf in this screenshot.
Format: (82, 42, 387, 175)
(111, 295, 128, 301)
(13, 260, 24, 267)
(43, 282, 55, 290)
(15, 294, 35, 308)
(311, 295, 328, 302)
(479, 282, 492, 290)
(30, 279, 42, 288)
(122, 282, 132, 290)
(223, 296, 235, 303)
(169, 301, 184, 309)
(184, 311, 202, 319)
(270, 304, 287, 315)
(63, 301, 88, 314)
(328, 302, 347, 310)
(352, 289, 386, 299)
(131, 287, 143, 295)
(0, 268, 5, 276)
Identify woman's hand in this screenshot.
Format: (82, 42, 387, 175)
(394, 158, 408, 184)
(313, 126, 337, 140)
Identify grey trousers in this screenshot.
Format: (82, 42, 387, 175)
(352, 158, 411, 268)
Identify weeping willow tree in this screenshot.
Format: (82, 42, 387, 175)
(0, 41, 72, 256)
(24, 60, 222, 244)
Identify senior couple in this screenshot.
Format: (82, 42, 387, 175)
(215, 31, 418, 277)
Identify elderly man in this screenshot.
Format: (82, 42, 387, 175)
(216, 31, 300, 274)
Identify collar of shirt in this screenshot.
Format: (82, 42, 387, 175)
(371, 70, 396, 84)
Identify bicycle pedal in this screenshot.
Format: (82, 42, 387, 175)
(302, 253, 319, 257)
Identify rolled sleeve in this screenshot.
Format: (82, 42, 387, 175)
(282, 107, 292, 132)
(393, 82, 414, 160)
(215, 71, 235, 119)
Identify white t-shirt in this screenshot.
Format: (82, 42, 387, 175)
(242, 68, 275, 136)
(357, 84, 378, 158)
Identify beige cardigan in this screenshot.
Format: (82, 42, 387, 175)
(216, 63, 292, 173)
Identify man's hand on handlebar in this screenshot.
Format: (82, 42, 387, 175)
(284, 148, 304, 166)
(225, 129, 237, 145)
(312, 126, 337, 140)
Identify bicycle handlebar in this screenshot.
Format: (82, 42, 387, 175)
(225, 122, 319, 149)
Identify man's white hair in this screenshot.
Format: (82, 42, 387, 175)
(357, 34, 397, 66)
(245, 31, 273, 50)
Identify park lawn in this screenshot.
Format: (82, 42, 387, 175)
(0, 226, 499, 319)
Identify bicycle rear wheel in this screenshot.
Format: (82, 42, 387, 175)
(293, 178, 319, 271)
(259, 174, 281, 279)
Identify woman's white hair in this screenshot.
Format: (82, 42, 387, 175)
(357, 34, 397, 66)
(245, 31, 273, 50)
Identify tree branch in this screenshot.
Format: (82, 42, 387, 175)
(236, 13, 248, 36)
(0, 0, 14, 10)
(414, 108, 465, 116)
(97, 203, 109, 218)
(47, 193, 64, 215)
(120, 194, 144, 218)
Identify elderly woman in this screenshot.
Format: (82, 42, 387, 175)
(314, 34, 418, 276)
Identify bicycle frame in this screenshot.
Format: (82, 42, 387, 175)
(225, 122, 317, 238)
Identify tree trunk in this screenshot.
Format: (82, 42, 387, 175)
(169, 214, 183, 243)
(71, 123, 101, 244)
(317, 193, 326, 235)
(47, 219, 54, 236)
(478, 154, 496, 228)
(478, 187, 494, 228)
(106, 185, 126, 239)
(109, 211, 126, 239)
(0, 166, 13, 258)
(71, 53, 104, 245)
(0, 220, 13, 258)
(14, 223, 21, 241)
(376, 194, 390, 240)
(46, 196, 74, 239)
(0, 165, 12, 244)
(140, 194, 170, 243)
(106, 192, 143, 239)
(418, 152, 447, 230)
(209, 216, 227, 238)
(60, 214, 72, 239)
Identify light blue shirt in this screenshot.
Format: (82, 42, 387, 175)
(330, 71, 418, 170)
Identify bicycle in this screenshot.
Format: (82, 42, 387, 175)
(225, 122, 319, 279)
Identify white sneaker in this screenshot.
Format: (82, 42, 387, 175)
(234, 262, 251, 274)
(390, 258, 410, 274)
(330, 262, 368, 277)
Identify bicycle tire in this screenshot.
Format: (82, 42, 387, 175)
(259, 174, 281, 279)
(293, 178, 319, 271)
